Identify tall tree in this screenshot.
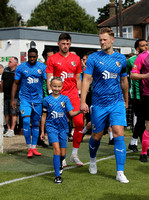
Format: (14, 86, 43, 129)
(0, 0, 20, 28)
(27, 0, 98, 34)
(96, 0, 135, 24)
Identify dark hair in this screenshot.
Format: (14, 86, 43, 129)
(58, 33, 71, 41)
(42, 47, 54, 58)
(28, 48, 38, 55)
(134, 39, 147, 49)
(99, 27, 114, 37)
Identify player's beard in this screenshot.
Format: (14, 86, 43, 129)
(61, 47, 69, 54)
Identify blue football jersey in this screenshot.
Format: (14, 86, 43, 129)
(43, 94, 73, 133)
(85, 50, 127, 107)
(15, 61, 47, 103)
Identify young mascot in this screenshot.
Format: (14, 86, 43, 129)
(41, 77, 82, 184)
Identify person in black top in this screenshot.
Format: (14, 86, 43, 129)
(1, 57, 20, 137)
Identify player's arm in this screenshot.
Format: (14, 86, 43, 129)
(80, 73, 92, 113)
(40, 112, 47, 140)
(130, 72, 149, 80)
(69, 110, 82, 117)
(76, 73, 82, 95)
(11, 79, 20, 110)
(0, 80, 3, 92)
(120, 76, 128, 109)
(46, 73, 53, 93)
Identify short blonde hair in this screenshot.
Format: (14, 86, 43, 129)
(50, 76, 63, 83)
(99, 27, 114, 37)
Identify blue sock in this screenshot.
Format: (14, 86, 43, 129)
(23, 117, 31, 144)
(114, 136, 126, 171)
(32, 120, 39, 145)
(53, 155, 60, 177)
(89, 136, 101, 158)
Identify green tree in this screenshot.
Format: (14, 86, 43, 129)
(0, 0, 20, 28)
(27, 0, 98, 34)
(96, 0, 135, 24)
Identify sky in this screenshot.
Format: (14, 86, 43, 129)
(8, 0, 140, 22)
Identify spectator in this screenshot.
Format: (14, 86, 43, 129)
(1, 57, 19, 137)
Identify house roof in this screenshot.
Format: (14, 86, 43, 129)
(98, 0, 149, 27)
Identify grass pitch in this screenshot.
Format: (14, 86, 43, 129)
(0, 130, 148, 200)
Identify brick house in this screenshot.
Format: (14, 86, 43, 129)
(98, 0, 149, 40)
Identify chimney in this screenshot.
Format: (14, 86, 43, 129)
(109, 0, 116, 18)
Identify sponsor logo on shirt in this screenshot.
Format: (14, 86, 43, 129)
(99, 62, 104, 65)
(51, 111, 64, 119)
(27, 77, 39, 84)
(60, 71, 74, 81)
(102, 70, 117, 80)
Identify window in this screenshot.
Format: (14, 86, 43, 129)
(145, 25, 149, 41)
(112, 26, 133, 38)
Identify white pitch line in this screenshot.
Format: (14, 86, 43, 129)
(0, 150, 133, 186)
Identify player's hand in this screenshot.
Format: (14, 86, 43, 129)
(80, 102, 89, 114)
(11, 100, 16, 111)
(124, 101, 128, 109)
(40, 132, 45, 140)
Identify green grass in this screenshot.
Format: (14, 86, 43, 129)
(0, 129, 148, 200)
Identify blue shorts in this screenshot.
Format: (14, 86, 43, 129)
(46, 128, 67, 148)
(90, 101, 127, 133)
(20, 100, 42, 120)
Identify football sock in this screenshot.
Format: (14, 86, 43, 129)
(53, 155, 60, 177)
(72, 147, 78, 155)
(130, 137, 138, 146)
(89, 136, 101, 158)
(109, 131, 113, 140)
(90, 157, 96, 163)
(23, 117, 31, 144)
(141, 130, 149, 155)
(73, 129, 83, 148)
(114, 136, 126, 171)
(60, 155, 66, 166)
(83, 127, 88, 134)
(32, 145, 36, 149)
(27, 144, 32, 149)
(32, 120, 39, 145)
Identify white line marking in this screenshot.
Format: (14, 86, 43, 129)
(0, 150, 132, 186)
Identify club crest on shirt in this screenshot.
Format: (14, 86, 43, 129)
(37, 69, 42, 74)
(71, 61, 76, 67)
(133, 64, 137, 70)
(92, 124, 96, 130)
(116, 61, 121, 67)
(21, 110, 24, 114)
(61, 102, 65, 108)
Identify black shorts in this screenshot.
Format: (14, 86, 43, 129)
(141, 96, 149, 121)
(4, 99, 20, 115)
